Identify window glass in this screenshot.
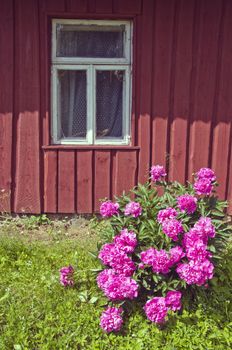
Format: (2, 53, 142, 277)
(96, 70, 124, 138)
(58, 70, 87, 138)
(56, 24, 125, 58)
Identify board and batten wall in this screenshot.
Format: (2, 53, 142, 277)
(0, 0, 231, 214)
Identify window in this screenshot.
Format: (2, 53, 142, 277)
(51, 19, 132, 145)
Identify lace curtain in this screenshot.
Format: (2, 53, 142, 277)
(57, 27, 124, 139)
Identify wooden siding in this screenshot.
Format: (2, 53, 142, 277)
(0, 0, 231, 214)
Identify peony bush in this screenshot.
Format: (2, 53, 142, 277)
(93, 166, 230, 332)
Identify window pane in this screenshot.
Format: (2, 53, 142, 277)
(96, 70, 124, 139)
(58, 70, 87, 139)
(56, 24, 125, 58)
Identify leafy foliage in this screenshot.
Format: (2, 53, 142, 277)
(92, 182, 231, 294)
(92, 177, 231, 326)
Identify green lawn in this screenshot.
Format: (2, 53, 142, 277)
(0, 216, 231, 349)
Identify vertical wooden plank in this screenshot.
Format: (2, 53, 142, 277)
(211, 0, 232, 199)
(188, 0, 222, 178)
(88, 0, 96, 13)
(131, 16, 139, 147)
(94, 150, 110, 211)
(227, 144, 232, 215)
(76, 151, 93, 213)
(151, 0, 175, 167)
(114, 151, 137, 196)
(14, 0, 41, 213)
(0, 0, 13, 212)
(138, 0, 154, 183)
(42, 0, 65, 12)
(40, 0, 67, 214)
(169, 0, 195, 183)
(113, 0, 141, 14)
(44, 151, 57, 213)
(58, 151, 75, 213)
(95, 0, 113, 13)
(67, 0, 88, 12)
(40, 0, 66, 148)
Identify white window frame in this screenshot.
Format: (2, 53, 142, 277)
(51, 19, 132, 145)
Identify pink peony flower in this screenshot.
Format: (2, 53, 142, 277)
(152, 249, 172, 274)
(196, 168, 216, 182)
(124, 201, 142, 218)
(100, 201, 119, 217)
(162, 219, 184, 241)
(113, 229, 137, 253)
(140, 247, 156, 266)
(183, 229, 204, 247)
(141, 248, 171, 274)
(150, 165, 167, 182)
(169, 246, 185, 265)
(194, 178, 213, 195)
(100, 307, 123, 333)
(193, 217, 216, 240)
(98, 243, 120, 266)
(59, 265, 74, 287)
(165, 291, 182, 311)
(176, 259, 214, 286)
(157, 207, 178, 224)
(98, 273, 139, 301)
(110, 254, 136, 277)
(185, 240, 211, 262)
(177, 194, 197, 214)
(98, 243, 136, 276)
(97, 269, 116, 290)
(144, 297, 168, 323)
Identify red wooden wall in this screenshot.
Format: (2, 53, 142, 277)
(0, 0, 231, 214)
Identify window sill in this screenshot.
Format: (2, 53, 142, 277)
(42, 145, 140, 150)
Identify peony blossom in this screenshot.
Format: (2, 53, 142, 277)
(124, 201, 142, 218)
(100, 201, 119, 217)
(162, 219, 184, 241)
(113, 229, 137, 253)
(144, 297, 168, 323)
(150, 165, 167, 182)
(169, 246, 185, 265)
(194, 178, 213, 196)
(183, 229, 204, 248)
(98, 243, 120, 266)
(177, 194, 197, 214)
(185, 240, 211, 262)
(97, 269, 117, 290)
(59, 265, 74, 287)
(165, 291, 182, 311)
(100, 307, 123, 333)
(98, 243, 136, 276)
(151, 249, 172, 274)
(140, 248, 171, 274)
(196, 168, 216, 182)
(176, 259, 214, 286)
(157, 207, 178, 224)
(97, 272, 139, 301)
(193, 217, 216, 240)
(110, 254, 136, 277)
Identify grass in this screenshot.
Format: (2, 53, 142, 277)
(0, 215, 231, 349)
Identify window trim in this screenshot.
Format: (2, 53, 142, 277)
(51, 19, 132, 146)
(52, 64, 131, 145)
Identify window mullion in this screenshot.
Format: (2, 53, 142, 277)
(92, 65, 96, 144)
(87, 66, 93, 144)
(52, 66, 58, 144)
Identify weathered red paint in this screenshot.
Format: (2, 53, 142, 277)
(0, 0, 231, 214)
